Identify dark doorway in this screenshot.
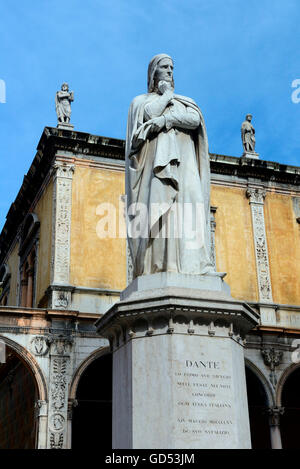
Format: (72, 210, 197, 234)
(245, 366, 271, 449)
(72, 352, 112, 449)
(0, 345, 37, 448)
(281, 367, 300, 449)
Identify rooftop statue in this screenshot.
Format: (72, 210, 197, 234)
(55, 82, 74, 126)
(241, 114, 256, 153)
(125, 54, 214, 279)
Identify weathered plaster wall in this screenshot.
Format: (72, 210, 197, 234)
(211, 185, 258, 302)
(264, 192, 300, 306)
(70, 165, 126, 291)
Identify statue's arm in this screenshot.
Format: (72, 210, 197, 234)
(164, 105, 200, 131)
(144, 90, 173, 120)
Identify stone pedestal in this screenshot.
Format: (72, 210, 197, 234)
(96, 273, 259, 449)
(242, 151, 259, 159)
(57, 123, 74, 130)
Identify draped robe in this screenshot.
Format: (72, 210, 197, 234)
(125, 92, 214, 278)
(241, 120, 256, 152)
(55, 91, 73, 122)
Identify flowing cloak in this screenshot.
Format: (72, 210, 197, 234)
(125, 92, 213, 278)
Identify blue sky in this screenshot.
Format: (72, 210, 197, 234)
(1, 0, 300, 230)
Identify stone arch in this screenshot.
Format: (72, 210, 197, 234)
(70, 346, 112, 449)
(69, 345, 110, 401)
(245, 357, 274, 406)
(245, 357, 273, 449)
(0, 335, 48, 401)
(276, 362, 300, 407)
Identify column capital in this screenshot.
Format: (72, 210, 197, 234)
(48, 333, 74, 356)
(267, 407, 285, 426)
(246, 187, 267, 205)
(67, 398, 78, 420)
(262, 347, 283, 388)
(34, 400, 48, 418)
(52, 161, 75, 180)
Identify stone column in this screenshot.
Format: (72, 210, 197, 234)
(267, 407, 284, 449)
(96, 273, 259, 449)
(26, 267, 34, 308)
(35, 400, 48, 449)
(246, 187, 273, 302)
(66, 398, 78, 449)
(47, 334, 73, 449)
(50, 162, 75, 310)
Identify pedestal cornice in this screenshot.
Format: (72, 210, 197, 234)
(96, 285, 259, 351)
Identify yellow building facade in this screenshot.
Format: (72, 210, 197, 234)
(0, 126, 300, 449)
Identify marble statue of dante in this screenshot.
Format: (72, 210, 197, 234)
(241, 114, 256, 153)
(55, 83, 74, 124)
(125, 54, 214, 278)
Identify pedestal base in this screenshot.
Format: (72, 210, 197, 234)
(121, 272, 231, 300)
(57, 123, 74, 130)
(242, 151, 259, 159)
(96, 274, 259, 449)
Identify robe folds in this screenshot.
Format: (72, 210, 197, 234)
(55, 91, 72, 121)
(241, 121, 255, 152)
(125, 92, 214, 278)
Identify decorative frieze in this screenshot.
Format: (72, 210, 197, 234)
(210, 206, 217, 269)
(50, 162, 74, 308)
(127, 241, 133, 285)
(50, 432, 64, 449)
(246, 187, 273, 302)
(47, 334, 73, 449)
(51, 162, 74, 286)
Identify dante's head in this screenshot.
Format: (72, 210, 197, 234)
(246, 114, 252, 122)
(61, 82, 69, 91)
(147, 54, 174, 93)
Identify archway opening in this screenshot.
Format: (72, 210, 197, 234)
(281, 367, 300, 449)
(72, 352, 112, 449)
(245, 366, 271, 449)
(0, 345, 37, 448)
